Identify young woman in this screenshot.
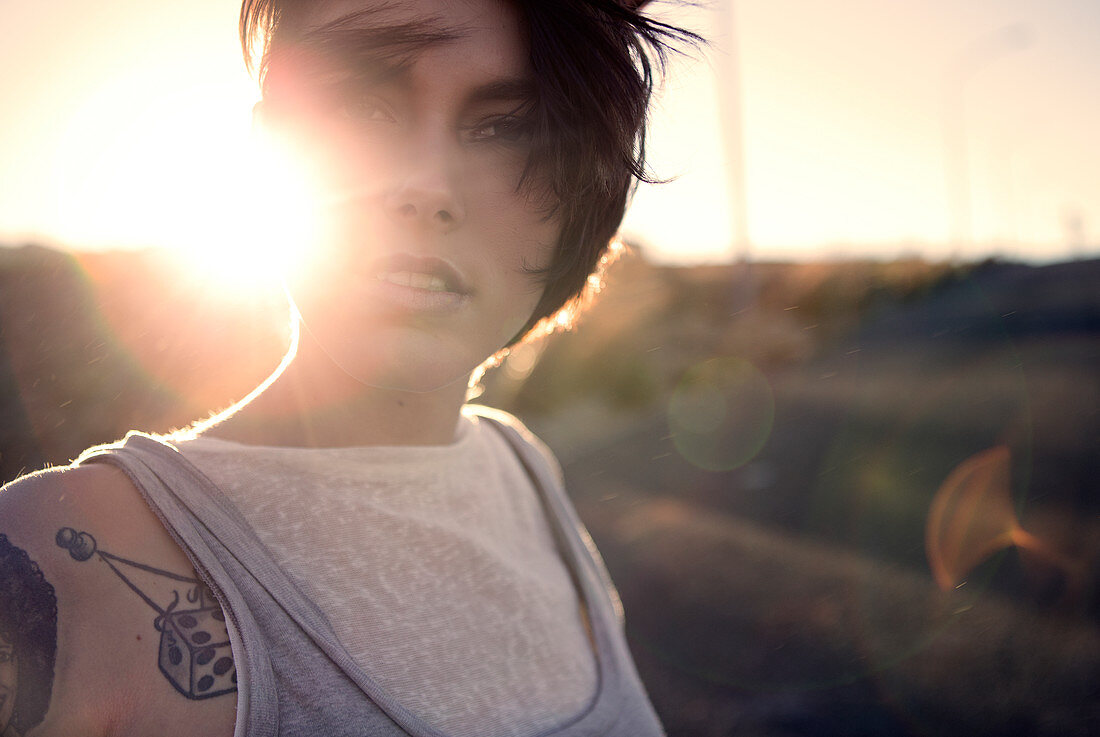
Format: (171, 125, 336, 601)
(0, 0, 691, 734)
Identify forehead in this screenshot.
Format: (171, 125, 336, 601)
(298, 0, 529, 83)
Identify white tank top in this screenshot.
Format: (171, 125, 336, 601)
(175, 408, 597, 737)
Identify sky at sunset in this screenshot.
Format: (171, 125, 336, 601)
(1, 0, 1097, 265)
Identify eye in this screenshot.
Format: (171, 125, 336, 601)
(0, 649, 11, 664)
(467, 115, 533, 144)
(339, 93, 396, 123)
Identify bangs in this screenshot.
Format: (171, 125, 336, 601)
(244, 1, 463, 94)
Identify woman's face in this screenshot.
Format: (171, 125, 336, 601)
(266, 0, 558, 393)
(0, 631, 17, 733)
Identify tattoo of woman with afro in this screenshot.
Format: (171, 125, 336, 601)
(0, 534, 58, 737)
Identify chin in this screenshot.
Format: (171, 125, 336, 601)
(320, 331, 489, 395)
(293, 289, 530, 396)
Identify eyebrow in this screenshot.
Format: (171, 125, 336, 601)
(290, 9, 465, 75)
(466, 78, 536, 107)
(266, 10, 534, 111)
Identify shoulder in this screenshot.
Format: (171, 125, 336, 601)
(0, 462, 210, 736)
(0, 463, 158, 608)
(1, 459, 192, 577)
(3, 462, 138, 535)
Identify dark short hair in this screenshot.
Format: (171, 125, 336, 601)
(0, 534, 58, 734)
(240, 0, 696, 343)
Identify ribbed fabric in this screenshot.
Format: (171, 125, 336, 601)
(79, 406, 665, 737)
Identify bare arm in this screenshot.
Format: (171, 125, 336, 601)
(0, 464, 236, 737)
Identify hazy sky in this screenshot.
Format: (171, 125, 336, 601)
(1, 0, 1097, 264)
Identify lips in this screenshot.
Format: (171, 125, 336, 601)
(376, 271, 450, 292)
(369, 253, 470, 296)
(353, 252, 472, 314)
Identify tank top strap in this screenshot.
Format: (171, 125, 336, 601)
(80, 432, 443, 737)
(79, 432, 282, 737)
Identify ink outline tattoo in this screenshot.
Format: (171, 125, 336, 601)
(55, 527, 237, 700)
(0, 533, 58, 737)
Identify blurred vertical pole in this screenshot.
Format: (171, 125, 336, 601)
(942, 23, 1032, 259)
(714, 0, 751, 264)
(943, 63, 971, 258)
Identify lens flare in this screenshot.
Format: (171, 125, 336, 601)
(69, 247, 296, 423)
(668, 357, 775, 471)
(925, 445, 1085, 600)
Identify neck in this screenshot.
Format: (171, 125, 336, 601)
(203, 330, 469, 448)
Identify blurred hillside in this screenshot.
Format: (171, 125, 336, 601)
(483, 252, 1100, 574)
(1, 242, 1097, 735)
(0, 243, 290, 478)
(479, 250, 1100, 735)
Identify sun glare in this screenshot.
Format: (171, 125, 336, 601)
(49, 78, 324, 298)
(186, 126, 325, 294)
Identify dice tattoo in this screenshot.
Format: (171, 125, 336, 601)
(56, 527, 237, 700)
(157, 593, 236, 698)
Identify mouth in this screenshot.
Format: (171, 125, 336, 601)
(375, 270, 452, 293)
(362, 252, 470, 312)
(370, 253, 469, 295)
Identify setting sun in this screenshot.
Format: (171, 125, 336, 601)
(49, 78, 324, 294)
(190, 121, 327, 292)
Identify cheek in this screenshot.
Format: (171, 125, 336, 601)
(489, 214, 558, 312)
(479, 181, 559, 264)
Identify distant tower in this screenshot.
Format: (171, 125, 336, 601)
(942, 24, 1031, 258)
(1062, 207, 1086, 259)
(714, 0, 751, 263)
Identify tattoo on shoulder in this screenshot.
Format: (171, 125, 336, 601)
(1, 533, 58, 737)
(55, 527, 237, 701)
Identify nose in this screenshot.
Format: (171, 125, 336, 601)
(383, 137, 465, 232)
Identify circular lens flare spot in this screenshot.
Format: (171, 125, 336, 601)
(669, 357, 775, 471)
